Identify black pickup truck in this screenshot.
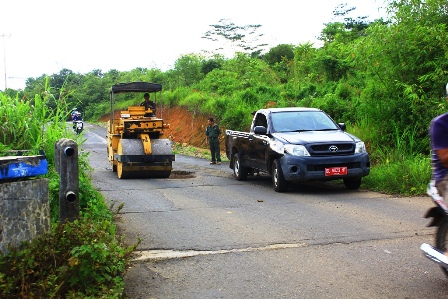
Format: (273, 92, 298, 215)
(225, 108, 370, 192)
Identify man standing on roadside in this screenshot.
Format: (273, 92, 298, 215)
(430, 82, 448, 201)
(205, 117, 222, 165)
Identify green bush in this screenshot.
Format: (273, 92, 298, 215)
(198, 69, 240, 95)
(0, 212, 135, 299)
(179, 91, 210, 115)
(221, 103, 251, 131)
(200, 96, 227, 120)
(363, 154, 431, 195)
(352, 116, 431, 195)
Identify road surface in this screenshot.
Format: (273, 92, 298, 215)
(82, 123, 448, 298)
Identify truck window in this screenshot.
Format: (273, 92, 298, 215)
(254, 114, 267, 129)
(271, 111, 339, 132)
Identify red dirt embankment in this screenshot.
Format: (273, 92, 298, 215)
(161, 106, 215, 148)
(99, 106, 224, 151)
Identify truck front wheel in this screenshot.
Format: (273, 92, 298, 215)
(233, 153, 248, 181)
(272, 159, 288, 192)
(343, 177, 362, 190)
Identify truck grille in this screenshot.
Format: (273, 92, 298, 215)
(309, 143, 354, 155)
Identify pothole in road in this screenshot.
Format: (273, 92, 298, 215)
(132, 243, 308, 262)
(169, 170, 195, 179)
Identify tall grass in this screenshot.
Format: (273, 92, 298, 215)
(0, 81, 112, 219)
(362, 154, 431, 195)
(0, 82, 72, 160)
(351, 117, 431, 195)
(0, 93, 48, 153)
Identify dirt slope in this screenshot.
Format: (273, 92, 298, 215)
(99, 105, 223, 151)
(161, 106, 216, 149)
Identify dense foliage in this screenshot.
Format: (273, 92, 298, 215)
(8, 1, 448, 193)
(0, 88, 134, 298)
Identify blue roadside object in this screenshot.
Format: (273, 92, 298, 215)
(0, 155, 48, 180)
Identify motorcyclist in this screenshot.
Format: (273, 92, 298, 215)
(73, 111, 82, 121)
(71, 108, 78, 120)
(429, 82, 448, 201)
(72, 111, 83, 132)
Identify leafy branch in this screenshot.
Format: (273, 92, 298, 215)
(202, 19, 268, 56)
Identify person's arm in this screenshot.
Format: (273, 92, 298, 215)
(436, 148, 448, 168)
(432, 118, 448, 168)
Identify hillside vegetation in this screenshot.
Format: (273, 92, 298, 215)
(4, 0, 448, 195)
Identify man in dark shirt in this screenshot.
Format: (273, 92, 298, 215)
(140, 93, 156, 115)
(430, 82, 448, 200)
(205, 117, 222, 165)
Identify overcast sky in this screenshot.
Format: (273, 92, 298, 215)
(0, 0, 387, 90)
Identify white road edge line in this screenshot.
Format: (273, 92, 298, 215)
(132, 243, 308, 262)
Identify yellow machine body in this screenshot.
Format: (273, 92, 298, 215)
(106, 82, 174, 179)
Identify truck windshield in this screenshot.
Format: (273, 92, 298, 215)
(271, 111, 339, 133)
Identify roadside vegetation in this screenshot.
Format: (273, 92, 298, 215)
(0, 85, 136, 298)
(0, 0, 447, 296)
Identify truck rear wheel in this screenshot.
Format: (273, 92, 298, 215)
(272, 159, 288, 192)
(233, 153, 248, 181)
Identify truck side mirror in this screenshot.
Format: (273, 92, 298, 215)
(254, 126, 267, 135)
(338, 123, 346, 131)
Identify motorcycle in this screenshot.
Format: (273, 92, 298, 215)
(73, 120, 83, 134)
(420, 180, 448, 276)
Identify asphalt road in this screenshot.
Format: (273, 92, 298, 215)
(81, 122, 448, 299)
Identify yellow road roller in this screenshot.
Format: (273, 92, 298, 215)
(107, 82, 175, 179)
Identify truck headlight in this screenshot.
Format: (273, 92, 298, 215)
(355, 141, 366, 153)
(284, 144, 310, 156)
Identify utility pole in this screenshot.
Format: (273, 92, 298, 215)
(1, 33, 11, 91)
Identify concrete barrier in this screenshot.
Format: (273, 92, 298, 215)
(0, 178, 50, 254)
(55, 138, 79, 222)
(0, 138, 80, 254)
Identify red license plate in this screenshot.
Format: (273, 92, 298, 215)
(325, 167, 348, 176)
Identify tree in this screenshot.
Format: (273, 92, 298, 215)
(201, 57, 224, 76)
(319, 4, 375, 44)
(261, 44, 295, 83)
(174, 54, 205, 87)
(91, 69, 104, 78)
(202, 19, 268, 57)
(262, 44, 294, 66)
(24, 75, 48, 100)
(292, 42, 318, 82)
(50, 68, 74, 91)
